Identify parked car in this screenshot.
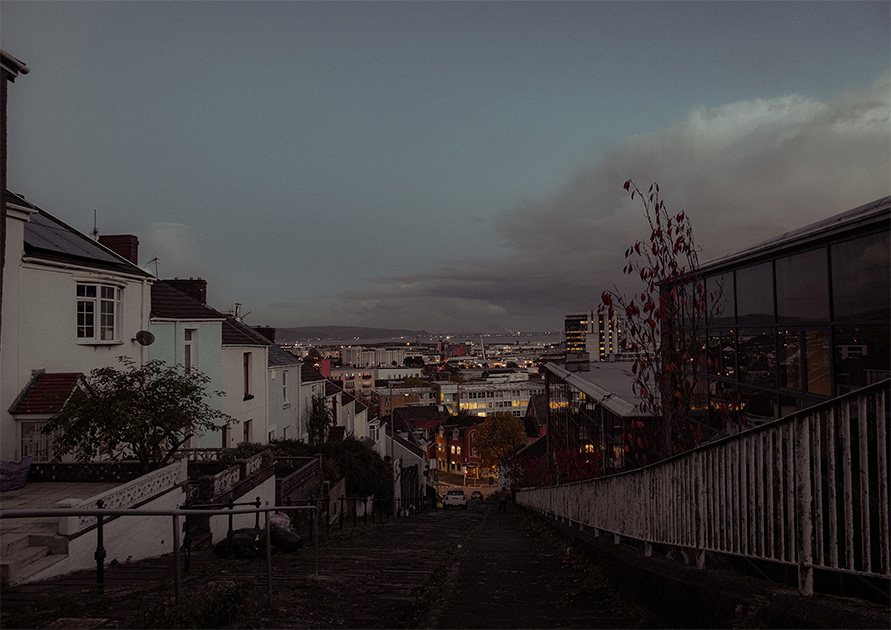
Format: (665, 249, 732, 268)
(442, 489, 467, 509)
(470, 491, 484, 500)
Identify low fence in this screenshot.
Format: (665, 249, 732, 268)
(59, 458, 187, 536)
(517, 380, 890, 596)
(1, 504, 319, 605)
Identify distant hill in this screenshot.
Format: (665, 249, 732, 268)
(276, 326, 432, 342)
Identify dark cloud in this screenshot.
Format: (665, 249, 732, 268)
(334, 76, 890, 332)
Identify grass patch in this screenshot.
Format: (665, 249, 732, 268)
(131, 579, 258, 629)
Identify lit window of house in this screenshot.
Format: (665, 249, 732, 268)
(76, 283, 121, 342)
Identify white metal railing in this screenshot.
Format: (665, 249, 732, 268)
(517, 380, 890, 595)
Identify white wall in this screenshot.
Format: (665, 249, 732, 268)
(1, 208, 152, 460)
(221, 346, 269, 447)
(267, 365, 300, 442)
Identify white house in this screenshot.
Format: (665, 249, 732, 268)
(1, 192, 154, 462)
(148, 279, 227, 448)
(220, 318, 303, 446)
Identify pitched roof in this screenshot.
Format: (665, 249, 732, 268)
(268, 345, 302, 368)
(10, 191, 151, 278)
(301, 363, 326, 383)
(11, 372, 82, 415)
(150, 281, 226, 320)
(222, 317, 270, 346)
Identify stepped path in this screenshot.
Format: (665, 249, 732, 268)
(1, 499, 653, 629)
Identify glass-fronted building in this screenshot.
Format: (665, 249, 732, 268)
(696, 196, 889, 425)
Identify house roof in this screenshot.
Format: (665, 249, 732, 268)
(325, 380, 341, 397)
(222, 317, 303, 369)
(545, 361, 652, 419)
(268, 345, 302, 368)
(222, 317, 270, 346)
(10, 191, 151, 278)
(150, 281, 226, 320)
(525, 394, 548, 423)
(514, 434, 547, 459)
(11, 372, 82, 415)
(301, 363, 326, 383)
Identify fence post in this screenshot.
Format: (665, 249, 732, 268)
(694, 451, 706, 569)
(173, 514, 182, 606)
(254, 497, 261, 529)
(94, 499, 106, 587)
(264, 508, 273, 606)
(221, 499, 232, 555)
(795, 415, 814, 596)
(182, 498, 192, 573)
(313, 505, 319, 579)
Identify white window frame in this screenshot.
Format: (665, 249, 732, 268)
(76, 282, 122, 343)
(243, 352, 253, 400)
(184, 327, 198, 373)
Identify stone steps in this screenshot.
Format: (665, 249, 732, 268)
(0, 529, 69, 585)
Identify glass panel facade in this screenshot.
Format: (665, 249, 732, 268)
(675, 216, 885, 430)
(831, 231, 891, 321)
(776, 248, 829, 323)
(738, 387, 776, 424)
(736, 262, 774, 325)
(804, 329, 831, 396)
(779, 329, 802, 390)
(738, 328, 776, 388)
(706, 273, 735, 326)
(707, 330, 735, 377)
(833, 326, 891, 394)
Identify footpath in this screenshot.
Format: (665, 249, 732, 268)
(424, 504, 654, 629)
(0, 500, 653, 629)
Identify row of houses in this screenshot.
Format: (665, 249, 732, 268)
(0, 49, 397, 475)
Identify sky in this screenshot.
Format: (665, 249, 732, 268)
(3, 1, 889, 334)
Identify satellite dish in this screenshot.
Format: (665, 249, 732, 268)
(134, 330, 155, 346)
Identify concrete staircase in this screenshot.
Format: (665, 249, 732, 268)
(0, 523, 69, 585)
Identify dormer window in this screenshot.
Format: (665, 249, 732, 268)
(76, 283, 121, 343)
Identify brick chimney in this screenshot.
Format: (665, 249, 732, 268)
(254, 326, 276, 343)
(98, 234, 139, 265)
(164, 278, 207, 304)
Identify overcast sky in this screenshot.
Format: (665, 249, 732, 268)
(4, 1, 889, 333)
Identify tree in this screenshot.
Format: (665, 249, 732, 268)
(601, 180, 724, 462)
(477, 412, 528, 468)
(307, 394, 333, 447)
(403, 356, 425, 368)
(43, 358, 232, 473)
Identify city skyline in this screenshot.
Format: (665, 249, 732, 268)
(3, 1, 889, 333)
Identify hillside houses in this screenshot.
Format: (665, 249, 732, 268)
(0, 188, 347, 461)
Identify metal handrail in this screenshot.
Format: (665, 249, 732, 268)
(1, 503, 318, 605)
(517, 380, 890, 596)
